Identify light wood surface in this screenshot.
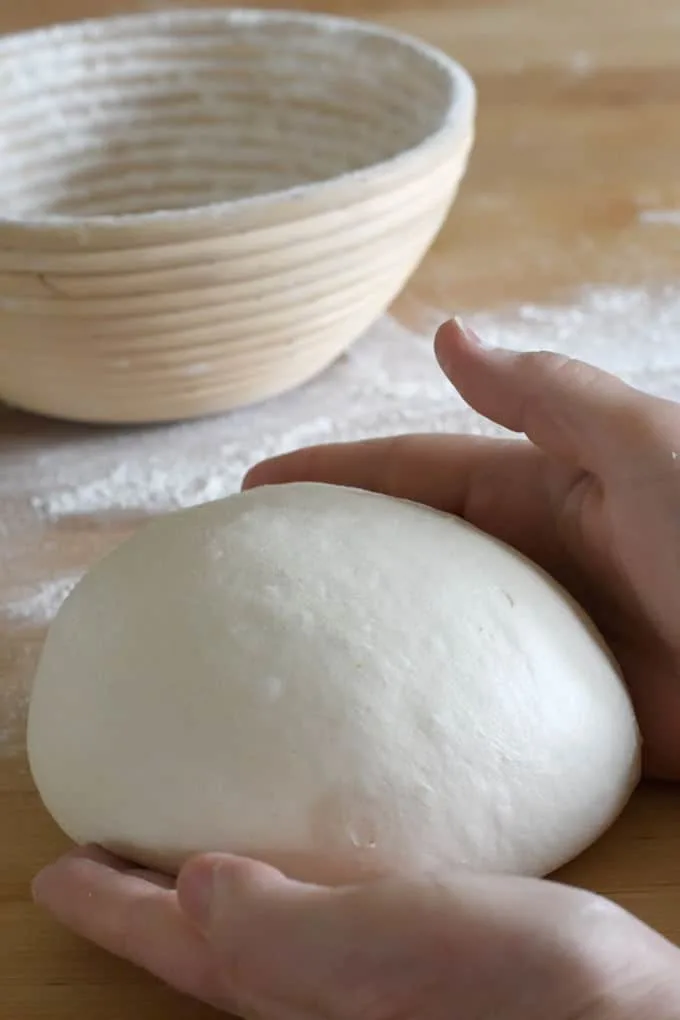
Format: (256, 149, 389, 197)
(1, 2, 679, 1018)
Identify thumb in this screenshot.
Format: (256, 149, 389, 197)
(434, 318, 680, 479)
(177, 854, 367, 1016)
(177, 855, 678, 1020)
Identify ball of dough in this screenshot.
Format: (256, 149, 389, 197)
(27, 482, 640, 881)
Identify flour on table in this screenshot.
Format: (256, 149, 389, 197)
(1, 576, 80, 627)
(2, 282, 678, 524)
(0, 671, 31, 757)
(638, 209, 680, 226)
(0, 577, 80, 754)
(2, 281, 680, 755)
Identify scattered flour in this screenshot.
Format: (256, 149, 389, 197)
(2, 282, 680, 753)
(1, 576, 80, 627)
(0, 671, 32, 757)
(567, 49, 594, 75)
(0, 577, 80, 752)
(639, 209, 680, 226)
(0, 577, 80, 755)
(0, 684, 23, 755)
(3, 283, 680, 550)
(8, 283, 680, 522)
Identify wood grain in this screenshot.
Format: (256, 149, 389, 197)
(1, 2, 680, 1017)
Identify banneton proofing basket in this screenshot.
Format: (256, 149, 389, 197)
(0, 8, 475, 424)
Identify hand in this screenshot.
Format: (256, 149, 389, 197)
(31, 321, 680, 1016)
(32, 845, 680, 1019)
(245, 320, 680, 780)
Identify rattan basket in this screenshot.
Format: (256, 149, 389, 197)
(0, 8, 475, 423)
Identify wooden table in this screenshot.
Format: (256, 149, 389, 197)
(2, 1, 680, 1017)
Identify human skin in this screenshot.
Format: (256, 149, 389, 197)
(32, 319, 680, 1018)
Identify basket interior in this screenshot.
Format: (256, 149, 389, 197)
(0, 11, 456, 220)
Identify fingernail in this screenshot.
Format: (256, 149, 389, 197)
(452, 316, 488, 348)
(178, 859, 216, 930)
(31, 867, 51, 903)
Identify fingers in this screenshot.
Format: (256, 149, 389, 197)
(35, 849, 679, 1019)
(32, 846, 220, 1007)
(434, 319, 680, 479)
(177, 854, 354, 1016)
(176, 855, 669, 1020)
(240, 432, 582, 587)
(245, 319, 679, 497)
(243, 433, 530, 515)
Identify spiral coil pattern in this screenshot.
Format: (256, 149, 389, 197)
(0, 8, 475, 423)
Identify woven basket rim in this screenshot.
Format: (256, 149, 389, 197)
(0, 6, 475, 233)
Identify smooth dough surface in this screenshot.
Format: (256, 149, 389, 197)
(27, 482, 640, 881)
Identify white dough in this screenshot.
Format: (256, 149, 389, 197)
(27, 482, 640, 881)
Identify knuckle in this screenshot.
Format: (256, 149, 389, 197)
(517, 350, 591, 390)
(206, 863, 268, 1002)
(513, 352, 603, 446)
(601, 392, 680, 478)
(629, 399, 680, 449)
(382, 435, 417, 499)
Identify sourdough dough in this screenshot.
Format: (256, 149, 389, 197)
(27, 482, 640, 880)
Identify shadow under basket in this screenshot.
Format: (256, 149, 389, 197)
(0, 7, 475, 424)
